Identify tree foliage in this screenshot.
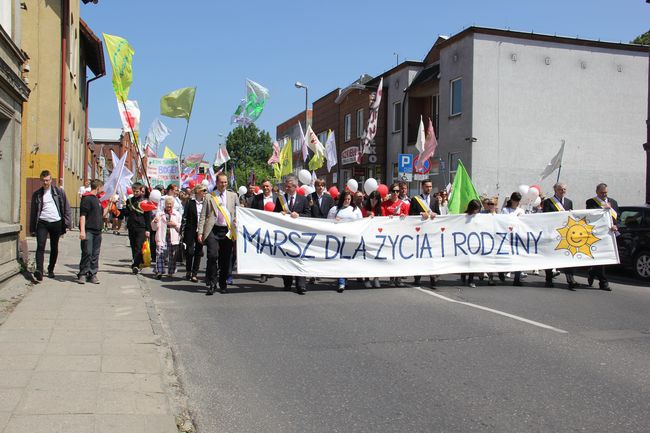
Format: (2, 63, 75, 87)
(631, 31, 650, 46)
(222, 124, 273, 188)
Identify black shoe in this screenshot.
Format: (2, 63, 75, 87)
(34, 270, 43, 282)
(395, 280, 405, 288)
(567, 281, 579, 291)
(132, 267, 139, 275)
(413, 276, 421, 286)
(600, 284, 611, 291)
(190, 275, 198, 283)
(513, 280, 523, 287)
(155, 273, 162, 280)
(219, 286, 228, 294)
(283, 285, 291, 291)
(296, 287, 306, 295)
(260, 275, 268, 283)
(587, 275, 594, 287)
(545, 280, 554, 288)
(47, 271, 55, 279)
(206, 285, 214, 296)
(185, 273, 191, 281)
(429, 277, 437, 289)
(498, 273, 506, 282)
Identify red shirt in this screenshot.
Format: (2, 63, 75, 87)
(381, 199, 409, 216)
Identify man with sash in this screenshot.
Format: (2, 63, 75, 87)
(585, 183, 619, 291)
(409, 180, 440, 289)
(198, 173, 237, 295)
(274, 174, 311, 294)
(543, 182, 579, 290)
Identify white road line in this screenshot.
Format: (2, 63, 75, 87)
(412, 287, 568, 334)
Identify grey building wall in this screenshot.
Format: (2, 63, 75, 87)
(471, 33, 648, 206)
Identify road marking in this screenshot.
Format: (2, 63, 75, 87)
(412, 287, 568, 334)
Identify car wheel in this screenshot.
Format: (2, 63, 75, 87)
(633, 251, 650, 280)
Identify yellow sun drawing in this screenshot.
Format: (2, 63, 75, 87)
(555, 216, 601, 258)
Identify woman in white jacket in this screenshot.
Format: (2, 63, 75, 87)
(151, 197, 182, 279)
(327, 190, 363, 292)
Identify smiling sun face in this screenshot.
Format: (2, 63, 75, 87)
(556, 216, 600, 258)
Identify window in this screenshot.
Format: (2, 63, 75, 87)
(356, 109, 364, 138)
(393, 102, 402, 132)
(344, 113, 352, 142)
(0, 0, 11, 36)
(448, 152, 462, 177)
(450, 78, 462, 115)
(618, 210, 644, 228)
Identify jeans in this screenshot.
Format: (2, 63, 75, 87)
(79, 230, 102, 277)
(338, 278, 346, 287)
(35, 220, 63, 273)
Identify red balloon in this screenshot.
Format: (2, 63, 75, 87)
(254, 185, 260, 194)
(188, 180, 196, 188)
(328, 186, 339, 200)
(377, 184, 389, 198)
(263, 201, 275, 212)
(139, 200, 158, 212)
(126, 187, 133, 195)
(297, 186, 306, 196)
(529, 184, 541, 194)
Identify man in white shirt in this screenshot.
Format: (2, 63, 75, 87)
(28, 170, 72, 281)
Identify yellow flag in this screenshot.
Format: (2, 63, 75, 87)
(162, 146, 177, 159)
(103, 33, 134, 102)
(278, 138, 293, 177)
(308, 152, 325, 170)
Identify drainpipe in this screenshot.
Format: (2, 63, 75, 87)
(58, 0, 69, 187)
(83, 71, 105, 182)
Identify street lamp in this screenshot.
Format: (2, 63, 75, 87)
(295, 81, 309, 131)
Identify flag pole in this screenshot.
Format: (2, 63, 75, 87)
(120, 98, 151, 190)
(556, 139, 565, 183)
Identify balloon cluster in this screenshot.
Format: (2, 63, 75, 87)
(518, 184, 542, 207)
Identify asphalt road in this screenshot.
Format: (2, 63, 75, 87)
(145, 261, 650, 433)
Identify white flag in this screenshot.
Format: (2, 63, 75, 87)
(325, 130, 337, 172)
(305, 125, 325, 156)
(103, 150, 133, 201)
(298, 122, 308, 162)
(144, 118, 171, 152)
(117, 99, 140, 132)
(213, 143, 231, 167)
(414, 116, 425, 153)
(539, 141, 566, 180)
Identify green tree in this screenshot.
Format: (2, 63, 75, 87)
(631, 31, 650, 46)
(222, 124, 274, 188)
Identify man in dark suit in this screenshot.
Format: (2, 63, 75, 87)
(181, 184, 207, 282)
(308, 178, 334, 219)
(249, 180, 277, 283)
(409, 180, 441, 289)
(543, 182, 579, 290)
(585, 182, 619, 291)
(274, 174, 311, 294)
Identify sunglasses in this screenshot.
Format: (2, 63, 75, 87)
(391, 189, 399, 193)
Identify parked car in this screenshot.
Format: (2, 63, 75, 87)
(616, 205, 650, 280)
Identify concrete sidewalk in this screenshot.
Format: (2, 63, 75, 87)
(0, 230, 187, 433)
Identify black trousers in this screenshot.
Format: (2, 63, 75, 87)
(588, 265, 608, 286)
(283, 276, 306, 290)
(205, 226, 232, 288)
(546, 268, 575, 282)
(150, 230, 157, 262)
(185, 233, 204, 276)
(35, 220, 63, 273)
(79, 230, 102, 277)
(128, 227, 147, 268)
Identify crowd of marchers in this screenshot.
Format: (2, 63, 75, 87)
(29, 170, 619, 294)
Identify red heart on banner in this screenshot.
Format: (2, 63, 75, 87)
(415, 227, 421, 232)
(378, 228, 383, 233)
(440, 227, 446, 232)
(508, 226, 513, 232)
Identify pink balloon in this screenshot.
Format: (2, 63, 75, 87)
(377, 184, 389, 198)
(328, 186, 339, 200)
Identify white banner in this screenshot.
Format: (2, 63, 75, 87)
(147, 157, 179, 185)
(236, 208, 619, 278)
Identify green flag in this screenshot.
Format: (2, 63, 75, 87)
(160, 87, 196, 120)
(231, 79, 269, 126)
(447, 160, 480, 214)
(103, 33, 134, 101)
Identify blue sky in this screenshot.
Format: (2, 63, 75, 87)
(83, 0, 649, 159)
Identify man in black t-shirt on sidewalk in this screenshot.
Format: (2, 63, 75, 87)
(78, 179, 109, 284)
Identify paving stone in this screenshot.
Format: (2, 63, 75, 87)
(101, 354, 161, 374)
(0, 388, 23, 412)
(36, 355, 101, 372)
(15, 388, 97, 414)
(104, 320, 151, 331)
(28, 371, 99, 391)
(99, 373, 164, 393)
(144, 415, 179, 433)
(94, 414, 144, 433)
(0, 370, 32, 388)
(49, 329, 102, 343)
(0, 329, 50, 343)
(46, 340, 102, 356)
(53, 319, 102, 330)
(0, 411, 10, 432)
(101, 342, 159, 355)
(4, 414, 94, 433)
(0, 355, 40, 370)
(0, 341, 47, 355)
(1, 319, 55, 330)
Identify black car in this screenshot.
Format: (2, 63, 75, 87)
(616, 205, 650, 280)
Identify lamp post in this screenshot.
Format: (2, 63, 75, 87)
(295, 81, 309, 130)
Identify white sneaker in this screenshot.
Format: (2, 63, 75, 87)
(469, 282, 477, 288)
(364, 280, 372, 289)
(373, 278, 381, 288)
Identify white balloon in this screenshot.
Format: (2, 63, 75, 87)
(298, 169, 312, 185)
(303, 185, 315, 195)
(149, 189, 162, 204)
(238, 186, 247, 196)
(525, 189, 539, 203)
(363, 178, 378, 195)
(346, 179, 358, 193)
(518, 184, 530, 197)
(533, 197, 542, 207)
(201, 179, 210, 186)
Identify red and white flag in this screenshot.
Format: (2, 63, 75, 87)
(415, 117, 437, 171)
(145, 145, 157, 158)
(214, 143, 230, 167)
(298, 122, 308, 162)
(356, 77, 383, 164)
(117, 99, 140, 132)
(267, 140, 281, 165)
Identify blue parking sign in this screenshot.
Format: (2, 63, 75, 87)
(398, 154, 413, 173)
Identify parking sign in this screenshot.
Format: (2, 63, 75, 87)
(398, 154, 413, 173)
